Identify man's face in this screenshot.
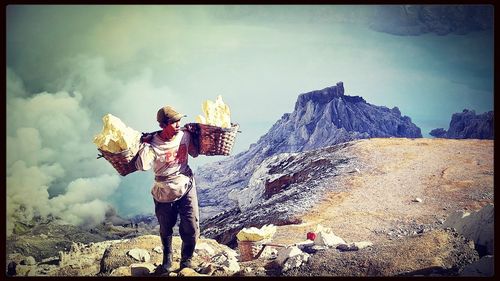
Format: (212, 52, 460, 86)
(164, 120, 181, 136)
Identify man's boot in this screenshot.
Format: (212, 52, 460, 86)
(180, 240, 196, 269)
(157, 235, 173, 273)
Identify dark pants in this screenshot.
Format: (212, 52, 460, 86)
(154, 180, 200, 248)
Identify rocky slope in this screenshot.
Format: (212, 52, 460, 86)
(196, 82, 421, 220)
(430, 109, 494, 139)
(369, 5, 493, 36)
(6, 138, 493, 277)
(202, 138, 494, 276)
(5, 212, 162, 263)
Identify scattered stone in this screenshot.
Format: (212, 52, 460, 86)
(314, 231, 346, 247)
(336, 243, 358, 251)
(211, 253, 240, 274)
(130, 263, 156, 276)
(281, 251, 309, 272)
(153, 246, 162, 254)
(211, 253, 228, 264)
(413, 198, 423, 203)
(259, 245, 279, 259)
(295, 240, 314, 251)
(310, 245, 328, 253)
(127, 248, 150, 262)
(353, 241, 373, 250)
(276, 246, 304, 266)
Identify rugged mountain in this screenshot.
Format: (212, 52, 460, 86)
(196, 82, 421, 220)
(369, 5, 493, 36)
(202, 142, 360, 247)
(201, 137, 493, 275)
(430, 109, 494, 139)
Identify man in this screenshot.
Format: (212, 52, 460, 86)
(135, 105, 200, 273)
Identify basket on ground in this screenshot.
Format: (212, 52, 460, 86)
(238, 240, 268, 262)
(97, 142, 139, 176)
(186, 123, 239, 156)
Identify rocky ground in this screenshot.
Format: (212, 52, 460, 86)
(5, 138, 494, 277)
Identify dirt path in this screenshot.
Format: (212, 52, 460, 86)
(271, 138, 493, 245)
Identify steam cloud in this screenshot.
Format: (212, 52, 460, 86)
(6, 59, 177, 236)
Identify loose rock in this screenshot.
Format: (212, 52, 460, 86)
(130, 263, 156, 276)
(127, 248, 150, 263)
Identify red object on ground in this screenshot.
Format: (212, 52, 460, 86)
(307, 232, 316, 241)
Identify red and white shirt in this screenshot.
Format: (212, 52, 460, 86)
(135, 130, 195, 202)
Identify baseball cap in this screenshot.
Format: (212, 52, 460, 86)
(157, 105, 186, 125)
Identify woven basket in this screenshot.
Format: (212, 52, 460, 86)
(97, 141, 139, 176)
(238, 240, 268, 262)
(186, 123, 239, 156)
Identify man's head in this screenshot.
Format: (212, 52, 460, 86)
(157, 105, 186, 128)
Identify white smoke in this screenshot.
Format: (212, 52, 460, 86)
(5, 60, 176, 236)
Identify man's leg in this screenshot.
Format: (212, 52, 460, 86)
(177, 181, 200, 269)
(154, 200, 178, 272)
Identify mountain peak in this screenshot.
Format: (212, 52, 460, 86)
(295, 82, 345, 110)
(196, 82, 422, 221)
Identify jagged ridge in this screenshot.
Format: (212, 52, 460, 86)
(430, 109, 493, 139)
(196, 82, 422, 220)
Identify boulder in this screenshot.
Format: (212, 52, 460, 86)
(276, 246, 304, 266)
(353, 241, 373, 250)
(211, 253, 240, 274)
(280, 249, 310, 272)
(443, 204, 494, 255)
(130, 263, 156, 276)
(100, 235, 164, 273)
(127, 249, 150, 262)
(314, 231, 346, 247)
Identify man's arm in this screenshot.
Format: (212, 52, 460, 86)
(135, 142, 155, 170)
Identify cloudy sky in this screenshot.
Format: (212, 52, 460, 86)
(6, 5, 493, 234)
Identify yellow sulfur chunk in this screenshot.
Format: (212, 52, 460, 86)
(93, 114, 141, 153)
(199, 95, 231, 128)
(236, 224, 277, 242)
